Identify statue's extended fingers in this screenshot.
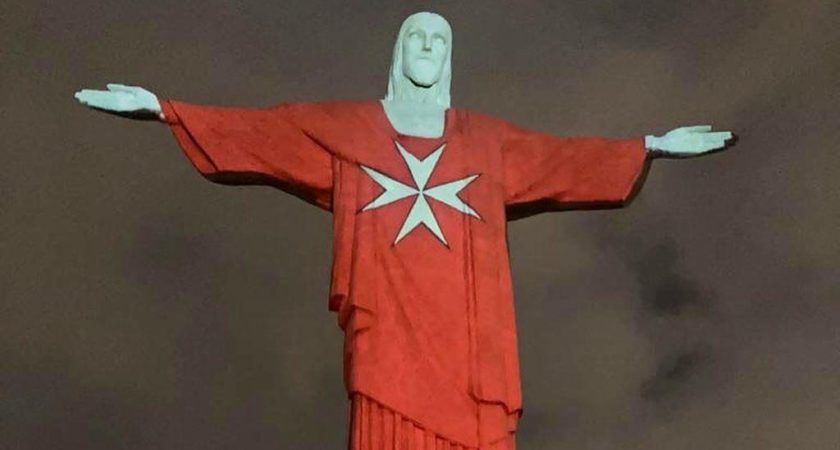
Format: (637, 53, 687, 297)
(701, 136, 728, 150)
(710, 140, 727, 150)
(75, 89, 107, 104)
(75, 88, 106, 97)
(76, 90, 121, 109)
(107, 83, 135, 93)
(678, 125, 712, 133)
(704, 131, 733, 140)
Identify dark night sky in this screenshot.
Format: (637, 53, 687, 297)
(2, 1, 839, 449)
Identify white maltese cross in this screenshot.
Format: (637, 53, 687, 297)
(360, 141, 481, 245)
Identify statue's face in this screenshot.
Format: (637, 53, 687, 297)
(400, 14, 451, 88)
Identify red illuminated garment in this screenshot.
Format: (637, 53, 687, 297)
(161, 99, 650, 448)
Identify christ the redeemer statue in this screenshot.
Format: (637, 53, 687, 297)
(75, 11, 734, 450)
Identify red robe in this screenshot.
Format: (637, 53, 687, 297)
(161, 99, 650, 448)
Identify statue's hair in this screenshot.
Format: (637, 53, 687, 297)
(384, 12, 452, 108)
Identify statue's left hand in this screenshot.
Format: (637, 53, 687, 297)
(74, 84, 163, 121)
(645, 126, 735, 158)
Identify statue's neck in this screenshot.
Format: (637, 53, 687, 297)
(380, 99, 447, 139)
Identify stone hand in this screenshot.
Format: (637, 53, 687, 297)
(644, 125, 735, 158)
(74, 83, 163, 120)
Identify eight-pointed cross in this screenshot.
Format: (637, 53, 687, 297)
(360, 141, 481, 245)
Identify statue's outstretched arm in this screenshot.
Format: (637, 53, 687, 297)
(645, 125, 736, 158)
(74, 84, 164, 121)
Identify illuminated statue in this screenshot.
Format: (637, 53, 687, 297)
(75, 11, 734, 450)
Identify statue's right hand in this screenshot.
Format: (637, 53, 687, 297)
(74, 84, 163, 120)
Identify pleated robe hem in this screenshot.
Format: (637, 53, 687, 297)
(348, 392, 517, 450)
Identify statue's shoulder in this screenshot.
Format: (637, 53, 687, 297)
(279, 99, 378, 116)
(452, 107, 514, 135)
(270, 100, 385, 137)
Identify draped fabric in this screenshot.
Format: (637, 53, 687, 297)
(161, 99, 650, 447)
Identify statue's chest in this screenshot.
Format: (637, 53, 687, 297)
(321, 106, 509, 241)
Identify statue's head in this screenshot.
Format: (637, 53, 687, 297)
(385, 11, 452, 107)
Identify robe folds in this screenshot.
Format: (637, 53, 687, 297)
(161, 99, 650, 448)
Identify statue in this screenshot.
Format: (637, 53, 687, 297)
(75, 11, 734, 450)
